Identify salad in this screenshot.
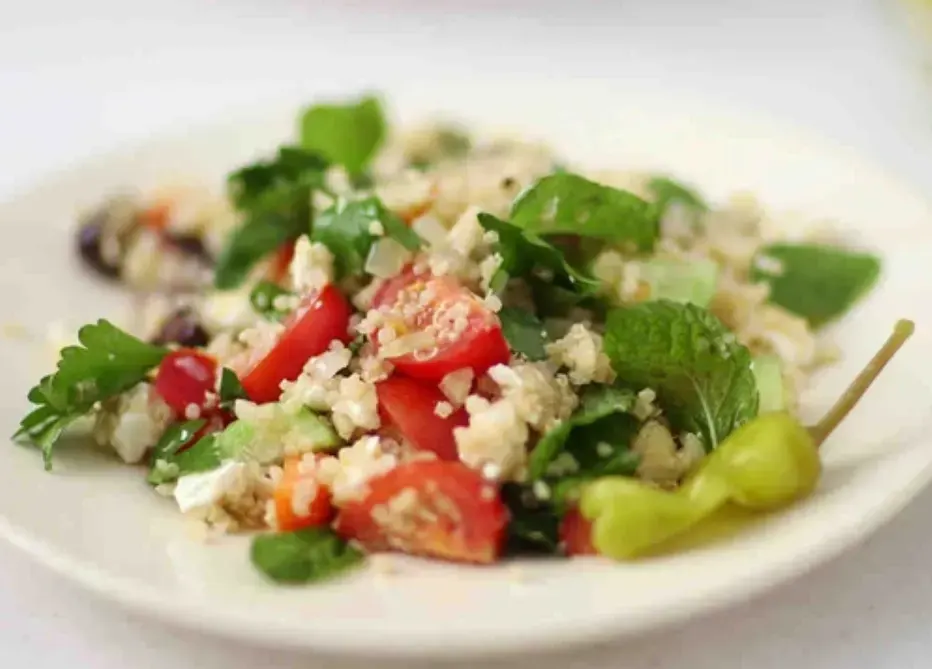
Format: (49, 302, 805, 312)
(14, 95, 911, 584)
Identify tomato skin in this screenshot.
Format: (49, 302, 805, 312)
(376, 376, 467, 461)
(139, 201, 171, 232)
(334, 460, 508, 564)
(273, 457, 333, 531)
(560, 507, 597, 556)
(154, 349, 218, 415)
(266, 240, 296, 285)
(370, 270, 510, 382)
(242, 285, 352, 404)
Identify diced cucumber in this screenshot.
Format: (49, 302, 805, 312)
(640, 258, 719, 307)
(752, 355, 785, 414)
(215, 407, 340, 464)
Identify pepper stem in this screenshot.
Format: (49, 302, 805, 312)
(810, 319, 915, 446)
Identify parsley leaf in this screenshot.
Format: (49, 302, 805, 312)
(647, 175, 708, 215)
(215, 146, 329, 289)
(501, 483, 561, 556)
(602, 301, 758, 449)
(218, 368, 247, 408)
(251, 528, 365, 584)
(510, 172, 659, 252)
(311, 196, 422, 279)
(249, 280, 293, 321)
(299, 96, 386, 175)
(148, 429, 222, 485)
(15, 320, 168, 470)
(750, 243, 881, 327)
(528, 385, 637, 480)
(478, 213, 600, 296)
(498, 307, 548, 361)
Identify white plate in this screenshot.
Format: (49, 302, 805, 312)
(1, 82, 932, 659)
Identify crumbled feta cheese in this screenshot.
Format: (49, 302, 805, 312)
(487, 362, 578, 432)
(317, 435, 398, 504)
(483, 293, 503, 313)
(545, 323, 616, 385)
(532, 479, 552, 501)
(174, 461, 246, 513)
(290, 235, 334, 294)
(330, 374, 380, 439)
(454, 394, 529, 480)
(366, 238, 413, 278)
(93, 383, 173, 464)
(439, 368, 474, 406)
(446, 206, 484, 258)
(200, 288, 256, 333)
(434, 400, 454, 418)
(411, 215, 449, 247)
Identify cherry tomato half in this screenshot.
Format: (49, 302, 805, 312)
(334, 460, 508, 564)
(376, 375, 468, 461)
(154, 349, 218, 416)
(370, 269, 509, 382)
(241, 284, 352, 404)
(273, 456, 333, 532)
(560, 507, 597, 556)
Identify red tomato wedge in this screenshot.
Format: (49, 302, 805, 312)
(266, 239, 297, 285)
(241, 285, 352, 404)
(370, 269, 509, 382)
(154, 349, 218, 415)
(139, 200, 171, 232)
(334, 460, 508, 564)
(375, 376, 468, 461)
(560, 507, 597, 556)
(273, 457, 333, 532)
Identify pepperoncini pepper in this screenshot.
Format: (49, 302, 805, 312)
(579, 319, 914, 561)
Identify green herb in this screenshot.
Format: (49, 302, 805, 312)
(148, 431, 221, 485)
(528, 385, 637, 480)
(15, 320, 168, 470)
(312, 196, 422, 279)
(750, 243, 881, 327)
(603, 301, 759, 449)
(218, 368, 247, 407)
(146, 420, 210, 485)
(647, 176, 708, 214)
(501, 483, 561, 555)
(249, 280, 293, 321)
(299, 96, 386, 176)
(478, 213, 600, 296)
(498, 307, 548, 361)
(251, 528, 365, 584)
(509, 172, 659, 252)
(215, 146, 330, 289)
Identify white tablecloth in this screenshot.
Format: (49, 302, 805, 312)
(2, 1, 931, 667)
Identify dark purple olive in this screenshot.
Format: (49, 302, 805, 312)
(151, 308, 209, 347)
(165, 233, 213, 264)
(76, 217, 121, 279)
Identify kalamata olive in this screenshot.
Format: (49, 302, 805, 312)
(166, 233, 213, 263)
(151, 308, 209, 347)
(76, 216, 121, 279)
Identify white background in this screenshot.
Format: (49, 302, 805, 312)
(2, 1, 932, 667)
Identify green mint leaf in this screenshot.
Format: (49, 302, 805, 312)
(146, 420, 207, 484)
(312, 196, 422, 279)
(216, 146, 329, 289)
(500, 483, 561, 556)
(528, 385, 637, 480)
(478, 213, 600, 296)
(249, 280, 293, 321)
(509, 172, 658, 252)
(15, 320, 168, 470)
(603, 301, 758, 449)
(498, 307, 548, 361)
(300, 96, 386, 175)
(218, 368, 248, 411)
(251, 528, 365, 584)
(646, 175, 708, 214)
(750, 243, 881, 327)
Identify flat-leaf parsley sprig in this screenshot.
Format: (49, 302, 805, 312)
(14, 319, 168, 470)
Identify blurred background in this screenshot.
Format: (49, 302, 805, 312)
(2, 1, 932, 668)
